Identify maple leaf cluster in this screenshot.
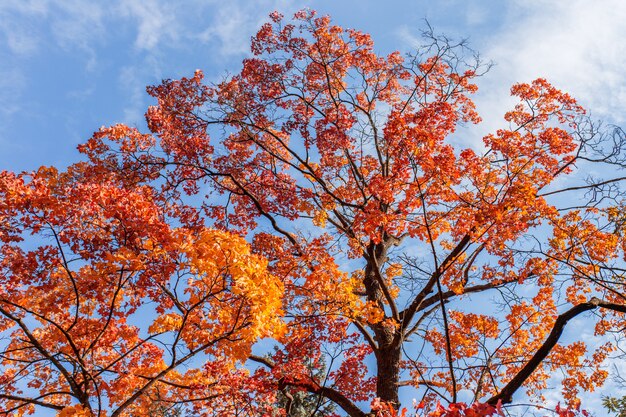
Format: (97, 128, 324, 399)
(2, 9, 626, 417)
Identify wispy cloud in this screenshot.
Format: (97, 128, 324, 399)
(198, 3, 252, 56)
(0, 0, 48, 55)
(50, 0, 105, 50)
(197, 0, 294, 57)
(0, 0, 106, 68)
(117, 0, 180, 51)
(3, 23, 40, 56)
(115, 0, 290, 57)
(482, 0, 626, 125)
(395, 0, 626, 144)
(109, 0, 292, 123)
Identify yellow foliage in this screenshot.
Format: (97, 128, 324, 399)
(181, 229, 285, 344)
(148, 313, 183, 335)
(58, 405, 92, 417)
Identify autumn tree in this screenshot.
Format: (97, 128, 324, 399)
(2, 9, 626, 417)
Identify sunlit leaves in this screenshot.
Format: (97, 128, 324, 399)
(0, 162, 283, 416)
(2, 8, 625, 417)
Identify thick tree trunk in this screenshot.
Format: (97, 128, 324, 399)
(363, 241, 403, 408)
(376, 344, 402, 407)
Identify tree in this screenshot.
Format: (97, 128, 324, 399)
(1, 9, 626, 417)
(604, 396, 626, 417)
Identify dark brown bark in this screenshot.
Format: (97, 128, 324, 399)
(249, 355, 367, 417)
(487, 298, 626, 405)
(376, 344, 402, 407)
(363, 242, 388, 313)
(362, 241, 404, 407)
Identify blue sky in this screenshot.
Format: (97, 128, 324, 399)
(1, 0, 626, 412)
(2, 0, 625, 174)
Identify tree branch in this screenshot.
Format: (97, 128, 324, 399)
(249, 354, 366, 417)
(538, 176, 626, 197)
(400, 234, 472, 335)
(0, 393, 65, 411)
(487, 298, 626, 405)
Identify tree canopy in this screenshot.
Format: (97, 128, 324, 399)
(1, 10, 626, 417)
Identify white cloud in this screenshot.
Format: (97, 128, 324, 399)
(465, 3, 488, 26)
(198, 3, 252, 56)
(117, 0, 287, 57)
(117, 0, 180, 51)
(481, 0, 626, 126)
(197, 0, 294, 57)
(4, 25, 40, 55)
(0, 0, 49, 55)
(50, 0, 105, 49)
(0, 0, 105, 68)
(395, 0, 626, 145)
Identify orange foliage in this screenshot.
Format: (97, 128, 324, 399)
(1, 9, 625, 417)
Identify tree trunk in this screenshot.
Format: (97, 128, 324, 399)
(363, 241, 402, 408)
(376, 344, 402, 407)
